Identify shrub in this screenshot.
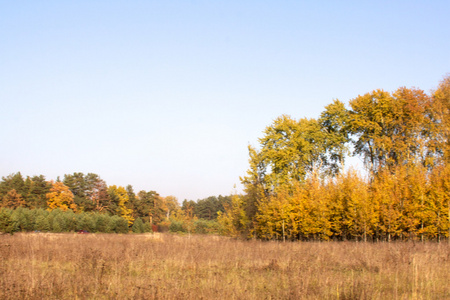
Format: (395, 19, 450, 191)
(95, 214, 111, 233)
(132, 217, 145, 233)
(76, 213, 96, 232)
(194, 219, 220, 234)
(35, 215, 50, 232)
(109, 215, 129, 233)
(0, 208, 16, 234)
(11, 207, 34, 232)
(169, 219, 186, 233)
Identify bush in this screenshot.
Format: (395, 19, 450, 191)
(143, 221, 152, 232)
(1, 208, 132, 234)
(11, 207, 34, 232)
(95, 214, 111, 233)
(76, 213, 96, 232)
(63, 210, 77, 232)
(169, 219, 186, 233)
(132, 217, 145, 233)
(158, 221, 170, 232)
(193, 219, 220, 234)
(109, 215, 129, 233)
(52, 215, 64, 232)
(0, 208, 16, 234)
(35, 215, 51, 232)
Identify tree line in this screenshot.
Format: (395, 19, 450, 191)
(218, 75, 450, 242)
(0, 171, 231, 234)
(0, 172, 174, 224)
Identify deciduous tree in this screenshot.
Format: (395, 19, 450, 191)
(46, 181, 77, 212)
(2, 189, 25, 209)
(108, 185, 134, 226)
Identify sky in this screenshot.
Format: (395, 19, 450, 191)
(1, 1, 449, 202)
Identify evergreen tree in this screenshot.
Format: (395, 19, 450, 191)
(0, 208, 16, 234)
(132, 217, 145, 233)
(26, 175, 51, 209)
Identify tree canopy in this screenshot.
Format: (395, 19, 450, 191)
(222, 74, 450, 242)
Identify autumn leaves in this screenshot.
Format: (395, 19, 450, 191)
(220, 75, 450, 241)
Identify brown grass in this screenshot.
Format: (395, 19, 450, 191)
(0, 233, 449, 299)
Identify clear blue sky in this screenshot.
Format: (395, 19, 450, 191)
(1, 1, 449, 201)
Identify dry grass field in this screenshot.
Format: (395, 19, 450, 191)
(0, 233, 449, 299)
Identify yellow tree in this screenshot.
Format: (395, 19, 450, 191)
(326, 179, 345, 239)
(349, 89, 394, 172)
(430, 75, 450, 165)
(402, 165, 435, 241)
(391, 88, 432, 166)
(217, 195, 249, 238)
(303, 172, 332, 240)
(241, 113, 349, 239)
(429, 164, 450, 242)
(242, 113, 349, 198)
(171, 204, 197, 237)
(46, 181, 77, 212)
(255, 188, 296, 241)
(330, 169, 375, 241)
(164, 196, 180, 220)
(253, 172, 333, 241)
(371, 169, 403, 241)
(108, 185, 134, 226)
(260, 173, 332, 241)
(349, 88, 432, 173)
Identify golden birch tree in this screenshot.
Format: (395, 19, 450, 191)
(108, 185, 134, 226)
(46, 181, 77, 212)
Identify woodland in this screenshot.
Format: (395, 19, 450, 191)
(1, 75, 450, 242)
(0, 172, 230, 235)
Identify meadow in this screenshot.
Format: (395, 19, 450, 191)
(0, 233, 449, 299)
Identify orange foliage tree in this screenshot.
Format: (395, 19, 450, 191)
(2, 189, 26, 209)
(46, 181, 77, 212)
